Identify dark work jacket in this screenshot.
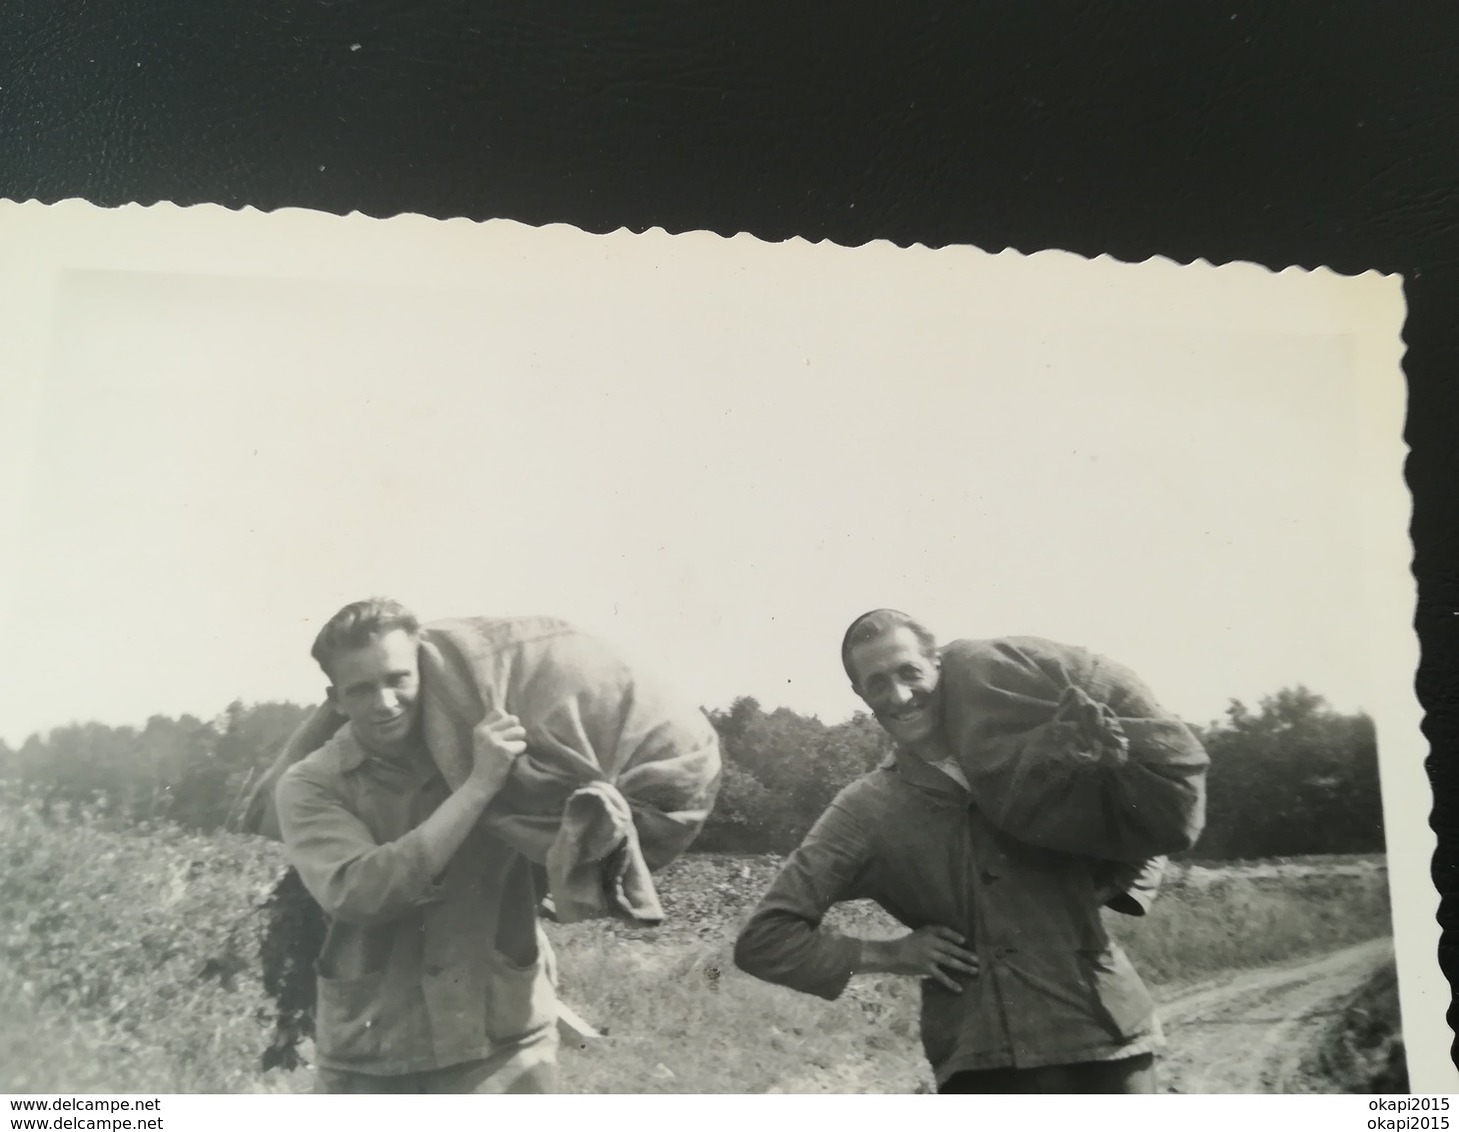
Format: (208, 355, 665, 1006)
(733, 749, 1163, 1085)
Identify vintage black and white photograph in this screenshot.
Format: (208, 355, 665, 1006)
(0, 201, 1440, 1097)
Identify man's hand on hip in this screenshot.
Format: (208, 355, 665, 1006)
(858, 926, 981, 993)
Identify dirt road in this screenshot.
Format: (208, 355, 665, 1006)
(761, 936, 1397, 1094)
(1157, 936, 1394, 1093)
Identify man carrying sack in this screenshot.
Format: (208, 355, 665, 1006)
(734, 609, 1208, 1094)
(249, 598, 720, 1093)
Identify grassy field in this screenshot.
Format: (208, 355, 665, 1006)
(0, 795, 1396, 1094)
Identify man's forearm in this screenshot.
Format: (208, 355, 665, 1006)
(733, 908, 862, 1001)
(733, 798, 875, 1000)
(411, 776, 498, 877)
(279, 767, 511, 926)
(855, 937, 902, 975)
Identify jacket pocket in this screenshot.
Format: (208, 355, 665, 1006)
(316, 971, 386, 1063)
(1081, 946, 1155, 1040)
(484, 932, 557, 1045)
(917, 981, 965, 1070)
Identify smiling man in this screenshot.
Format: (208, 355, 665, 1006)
(274, 598, 560, 1094)
(733, 609, 1200, 1094)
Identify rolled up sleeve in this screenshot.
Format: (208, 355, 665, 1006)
(275, 764, 443, 926)
(733, 797, 875, 1001)
(1097, 855, 1166, 917)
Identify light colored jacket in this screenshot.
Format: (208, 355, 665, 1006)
(276, 729, 557, 1076)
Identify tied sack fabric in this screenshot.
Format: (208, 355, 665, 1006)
(241, 615, 721, 924)
(937, 636, 1209, 863)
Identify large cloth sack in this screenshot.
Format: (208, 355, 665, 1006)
(241, 615, 721, 924)
(938, 636, 1208, 862)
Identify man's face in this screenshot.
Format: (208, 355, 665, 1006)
(849, 626, 943, 747)
(326, 628, 422, 759)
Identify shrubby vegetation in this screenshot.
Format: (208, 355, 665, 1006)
(0, 685, 1388, 861)
(0, 792, 286, 1091)
(1298, 960, 1408, 1093)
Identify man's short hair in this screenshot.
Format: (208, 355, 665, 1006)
(840, 609, 939, 686)
(311, 597, 421, 680)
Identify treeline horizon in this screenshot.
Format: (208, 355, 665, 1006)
(0, 685, 1386, 861)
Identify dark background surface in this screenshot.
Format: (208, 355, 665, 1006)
(3, 0, 1457, 1061)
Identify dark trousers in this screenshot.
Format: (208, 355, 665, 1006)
(939, 1053, 1157, 1094)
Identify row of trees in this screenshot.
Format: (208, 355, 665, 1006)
(1192, 686, 1385, 858)
(0, 702, 314, 833)
(0, 686, 1386, 860)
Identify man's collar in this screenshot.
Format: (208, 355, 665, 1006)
(334, 726, 435, 780)
(333, 727, 368, 772)
(890, 744, 970, 796)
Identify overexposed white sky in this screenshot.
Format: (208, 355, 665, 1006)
(0, 219, 1393, 745)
